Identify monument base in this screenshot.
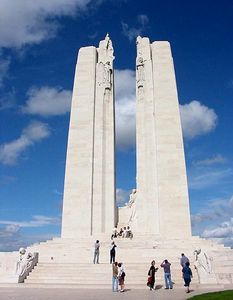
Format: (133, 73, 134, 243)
(1, 235, 232, 286)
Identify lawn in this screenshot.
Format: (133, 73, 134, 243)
(189, 290, 233, 300)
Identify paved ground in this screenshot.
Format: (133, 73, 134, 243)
(0, 286, 233, 300)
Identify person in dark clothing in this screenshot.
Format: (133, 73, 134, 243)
(147, 260, 158, 290)
(110, 241, 117, 264)
(182, 261, 192, 293)
(93, 240, 100, 264)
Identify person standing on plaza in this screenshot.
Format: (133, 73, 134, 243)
(93, 240, 100, 264)
(118, 262, 126, 292)
(147, 260, 158, 290)
(112, 261, 118, 292)
(110, 241, 117, 264)
(182, 261, 193, 293)
(160, 259, 173, 289)
(180, 253, 189, 268)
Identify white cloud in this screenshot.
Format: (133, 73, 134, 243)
(180, 101, 218, 140)
(0, 228, 58, 251)
(0, 224, 20, 238)
(115, 74, 218, 149)
(0, 57, 10, 87)
(0, 121, 50, 165)
(194, 154, 227, 166)
(192, 196, 233, 225)
(115, 69, 136, 149)
(0, 0, 93, 48)
(202, 219, 233, 238)
(22, 86, 72, 116)
(192, 196, 233, 248)
(122, 14, 149, 41)
(0, 215, 60, 228)
(0, 213, 60, 251)
(188, 168, 233, 190)
(0, 91, 16, 110)
(116, 188, 131, 207)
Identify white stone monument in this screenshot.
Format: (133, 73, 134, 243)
(0, 36, 233, 287)
(119, 37, 192, 238)
(61, 34, 116, 238)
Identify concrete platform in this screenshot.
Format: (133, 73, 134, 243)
(0, 285, 232, 300)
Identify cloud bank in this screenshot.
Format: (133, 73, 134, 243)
(0, 121, 50, 165)
(192, 196, 233, 247)
(115, 69, 136, 150)
(194, 154, 227, 166)
(180, 100, 218, 140)
(22, 86, 72, 116)
(0, 0, 94, 48)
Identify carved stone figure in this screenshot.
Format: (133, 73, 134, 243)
(103, 61, 112, 90)
(193, 249, 214, 283)
(97, 34, 114, 90)
(136, 36, 145, 92)
(127, 189, 137, 226)
(136, 56, 144, 88)
(128, 189, 137, 208)
(16, 248, 35, 276)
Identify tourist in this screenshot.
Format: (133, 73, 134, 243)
(147, 260, 158, 290)
(112, 261, 118, 292)
(127, 226, 133, 239)
(118, 262, 126, 292)
(182, 261, 192, 293)
(93, 240, 100, 264)
(160, 259, 173, 289)
(180, 253, 189, 268)
(111, 226, 118, 239)
(118, 228, 123, 237)
(110, 241, 117, 264)
(122, 227, 127, 238)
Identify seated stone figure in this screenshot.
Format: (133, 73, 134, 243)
(16, 248, 35, 276)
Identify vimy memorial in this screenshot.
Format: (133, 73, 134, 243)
(0, 35, 232, 287)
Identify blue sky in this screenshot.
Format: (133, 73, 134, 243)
(0, 0, 233, 251)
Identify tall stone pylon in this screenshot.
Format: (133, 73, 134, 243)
(135, 37, 192, 238)
(61, 35, 116, 238)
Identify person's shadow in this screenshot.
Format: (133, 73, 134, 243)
(123, 289, 131, 292)
(154, 284, 163, 290)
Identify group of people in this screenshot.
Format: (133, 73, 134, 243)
(93, 239, 192, 294)
(93, 240, 117, 265)
(112, 262, 126, 292)
(147, 253, 192, 294)
(93, 240, 126, 293)
(111, 226, 133, 239)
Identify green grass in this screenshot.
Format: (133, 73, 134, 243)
(189, 290, 233, 300)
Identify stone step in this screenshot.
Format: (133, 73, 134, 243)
(25, 278, 197, 284)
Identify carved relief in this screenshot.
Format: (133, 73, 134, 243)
(193, 249, 215, 283)
(136, 36, 145, 100)
(97, 34, 114, 92)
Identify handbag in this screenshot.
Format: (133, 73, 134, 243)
(147, 276, 153, 284)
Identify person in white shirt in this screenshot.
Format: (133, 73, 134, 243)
(118, 262, 126, 292)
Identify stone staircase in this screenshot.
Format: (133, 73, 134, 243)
(22, 235, 233, 287)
